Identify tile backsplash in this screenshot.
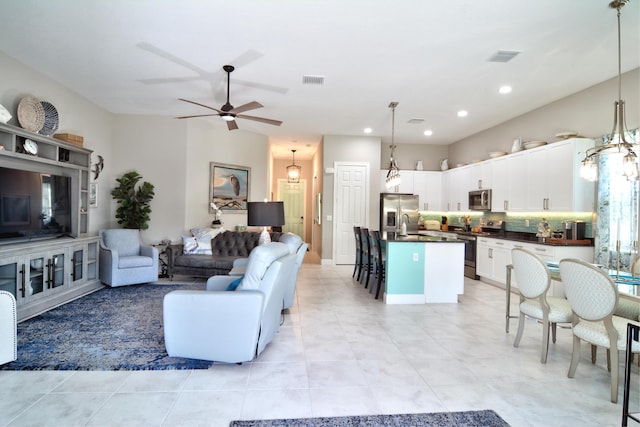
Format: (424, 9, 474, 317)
(419, 211, 595, 238)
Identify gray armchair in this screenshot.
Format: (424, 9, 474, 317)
(99, 229, 159, 287)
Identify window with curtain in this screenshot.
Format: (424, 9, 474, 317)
(594, 128, 639, 272)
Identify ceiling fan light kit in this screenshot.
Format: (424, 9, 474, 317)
(176, 64, 282, 131)
(579, 0, 638, 182)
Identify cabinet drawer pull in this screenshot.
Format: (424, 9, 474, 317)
(495, 242, 504, 246)
(513, 245, 523, 248)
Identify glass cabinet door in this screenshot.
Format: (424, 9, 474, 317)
(0, 258, 20, 299)
(29, 256, 45, 297)
(50, 252, 65, 288)
(71, 248, 83, 282)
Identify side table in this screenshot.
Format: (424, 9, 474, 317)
(154, 240, 170, 279)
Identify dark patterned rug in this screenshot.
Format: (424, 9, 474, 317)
(1, 283, 215, 370)
(229, 410, 510, 426)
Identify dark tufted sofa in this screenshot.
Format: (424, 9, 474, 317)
(166, 231, 282, 279)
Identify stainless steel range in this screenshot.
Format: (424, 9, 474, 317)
(451, 220, 505, 280)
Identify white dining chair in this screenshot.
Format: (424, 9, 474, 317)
(511, 248, 573, 363)
(559, 258, 640, 403)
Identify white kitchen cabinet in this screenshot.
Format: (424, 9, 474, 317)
(479, 237, 594, 287)
(441, 170, 451, 211)
(414, 171, 442, 211)
(380, 169, 415, 194)
(469, 161, 492, 190)
(448, 166, 470, 211)
(546, 139, 595, 212)
(493, 138, 595, 212)
(491, 152, 527, 212)
(476, 237, 513, 283)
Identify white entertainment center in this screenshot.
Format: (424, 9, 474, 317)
(0, 122, 101, 322)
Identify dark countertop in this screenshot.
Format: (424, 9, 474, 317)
(449, 228, 594, 247)
(385, 234, 463, 243)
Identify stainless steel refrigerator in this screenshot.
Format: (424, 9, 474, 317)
(380, 193, 420, 236)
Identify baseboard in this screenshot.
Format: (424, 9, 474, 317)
(384, 293, 426, 304)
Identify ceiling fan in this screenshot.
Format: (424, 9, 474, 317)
(176, 65, 283, 131)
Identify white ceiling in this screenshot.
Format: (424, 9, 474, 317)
(0, 0, 638, 160)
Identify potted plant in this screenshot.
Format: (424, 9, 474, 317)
(111, 171, 155, 229)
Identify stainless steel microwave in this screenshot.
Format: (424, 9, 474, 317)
(469, 189, 492, 211)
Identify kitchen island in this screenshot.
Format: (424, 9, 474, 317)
(384, 234, 464, 304)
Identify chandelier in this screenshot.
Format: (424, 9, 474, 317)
(385, 102, 401, 189)
(286, 149, 301, 183)
(580, 0, 638, 182)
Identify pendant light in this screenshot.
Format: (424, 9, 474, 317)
(580, 0, 638, 181)
(385, 102, 401, 189)
(287, 149, 301, 183)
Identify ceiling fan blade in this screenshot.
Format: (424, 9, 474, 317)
(227, 120, 239, 131)
(178, 98, 222, 113)
(236, 114, 283, 126)
(137, 42, 209, 75)
(230, 101, 263, 114)
(176, 113, 220, 119)
(139, 76, 203, 85)
(233, 79, 289, 94)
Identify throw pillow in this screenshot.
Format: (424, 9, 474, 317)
(226, 276, 244, 291)
(191, 227, 225, 240)
(181, 235, 213, 255)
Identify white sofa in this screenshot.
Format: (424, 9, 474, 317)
(163, 241, 295, 363)
(230, 232, 307, 309)
(0, 291, 17, 365)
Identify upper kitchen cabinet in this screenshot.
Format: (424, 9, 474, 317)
(414, 171, 442, 211)
(491, 152, 526, 212)
(380, 169, 415, 194)
(443, 166, 470, 211)
(491, 138, 595, 212)
(524, 138, 595, 212)
(468, 161, 492, 190)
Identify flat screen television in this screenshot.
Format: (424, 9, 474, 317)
(0, 166, 72, 244)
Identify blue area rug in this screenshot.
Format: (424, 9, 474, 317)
(229, 410, 510, 426)
(1, 284, 215, 370)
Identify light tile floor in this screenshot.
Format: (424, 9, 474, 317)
(0, 263, 638, 426)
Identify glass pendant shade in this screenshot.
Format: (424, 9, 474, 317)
(287, 149, 301, 183)
(579, 1, 638, 181)
(385, 102, 401, 189)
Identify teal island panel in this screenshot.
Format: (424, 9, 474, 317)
(385, 242, 425, 295)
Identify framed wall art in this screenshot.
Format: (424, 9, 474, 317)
(209, 162, 250, 212)
(89, 183, 98, 208)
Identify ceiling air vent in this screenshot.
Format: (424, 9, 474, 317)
(302, 75, 325, 85)
(487, 50, 521, 63)
(408, 118, 425, 124)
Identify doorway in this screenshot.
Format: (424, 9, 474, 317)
(333, 162, 370, 264)
(278, 179, 306, 240)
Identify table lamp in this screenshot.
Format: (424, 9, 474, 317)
(247, 201, 285, 245)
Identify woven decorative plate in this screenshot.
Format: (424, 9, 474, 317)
(17, 96, 45, 132)
(39, 101, 59, 136)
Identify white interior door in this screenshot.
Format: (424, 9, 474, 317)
(334, 162, 369, 264)
(278, 179, 306, 240)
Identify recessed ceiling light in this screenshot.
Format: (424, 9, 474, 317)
(364, 127, 372, 134)
(499, 85, 512, 94)
(424, 130, 433, 136)
(457, 110, 468, 118)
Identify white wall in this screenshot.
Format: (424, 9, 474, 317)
(322, 135, 381, 261)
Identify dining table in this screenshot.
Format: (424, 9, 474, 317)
(505, 261, 640, 333)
